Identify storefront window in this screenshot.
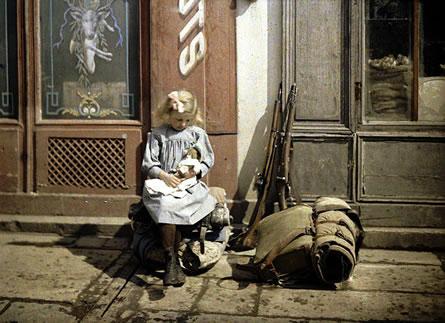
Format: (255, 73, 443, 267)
(418, 1, 445, 121)
(40, 0, 139, 120)
(365, 0, 445, 122)
(0, 0, 18, 119)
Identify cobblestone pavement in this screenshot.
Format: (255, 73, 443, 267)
(0, 232, 444, 322)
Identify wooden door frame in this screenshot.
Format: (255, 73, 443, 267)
(27, 0, 150, 196)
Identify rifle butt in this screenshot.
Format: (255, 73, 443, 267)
(277, 187, 287, 210)
(242, 228, 257, 249)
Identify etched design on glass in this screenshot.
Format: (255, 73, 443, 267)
(121, 93, 134, 114)
(1, 93, 13, 110)
(46, 91, 60, 112)
(41, 0, 139, 120)
(61, 91, 101, 117)
(59, 90, 120, 118)
(54, 0, 123, 89)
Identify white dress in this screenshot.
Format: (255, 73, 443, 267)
(141, 125, 217, 225)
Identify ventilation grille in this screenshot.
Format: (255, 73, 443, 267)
(47, 137, 126, 189)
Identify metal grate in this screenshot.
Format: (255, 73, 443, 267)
(47, 137, 127, 189)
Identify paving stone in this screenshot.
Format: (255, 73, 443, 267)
(182, 313, 347, 323)
(89, 309, 348, 322)
(79, 252, 138, 320)
(0, 243, 121, 303)
(0, 300, 9, 313)
(71, 236, 131, 250)
(198, 254, 251, 279)
(259, 288, 445, 321)
(2, 229, 445, 322)
(74, 235, 107, 249)
(101, 276, 204, 320)
(359, 249, 442, 266)
(339, 263, 445, 294)
(203, 251, 445, 293)
(194, 278, 259, 315)
(0, 232, 76, 246)
(0, 302, 77, 323)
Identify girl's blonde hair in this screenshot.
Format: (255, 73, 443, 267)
(154, 90, 204, 127)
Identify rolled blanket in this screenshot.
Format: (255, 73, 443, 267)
(311, 197, 365, 285)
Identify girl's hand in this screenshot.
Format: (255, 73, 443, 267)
(159, 171, 182, 187)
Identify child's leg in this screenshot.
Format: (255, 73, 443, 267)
(159, 224, 185, 286)
(174, 227, 186, 283)
(175, 229, 182, 252)
(159, 223, 176, 250)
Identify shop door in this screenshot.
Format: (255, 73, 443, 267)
(0, 0, 237, 211)
(31, 0, 150, 197)
(283, 0, 355, 203)
(283, 0, 444, 226)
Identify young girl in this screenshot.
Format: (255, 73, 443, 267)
(142, 90, 216, 286)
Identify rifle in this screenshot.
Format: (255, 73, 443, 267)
(242, 84, 282, 247)
(252, 83, 282, 203)
(229, 84, 300, 250)
(276, 84, 300, 209)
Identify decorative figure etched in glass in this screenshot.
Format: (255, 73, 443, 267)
(54, 0, 123, 89)
(41, 0, 139, 120)
(77, 90, 102, 117)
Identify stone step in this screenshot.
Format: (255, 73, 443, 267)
(0, 215, 444, 250)
(0, 214, 132, 237)
(363, 226, 445, 250)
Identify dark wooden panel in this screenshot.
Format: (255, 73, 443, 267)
(292, 136, 353, 200)
(293, 0, 343, 121)
(361, 203, 445, 228)
(359, 138, 445, 201)
(205, 0, 237, 133)
(150, 0, 236, 132)
(207, 134, 237, 199)
(0, 128, 23, 192)
(150, 0, 206, 118)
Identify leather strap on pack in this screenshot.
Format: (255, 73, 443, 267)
(261, 226, 313, 269)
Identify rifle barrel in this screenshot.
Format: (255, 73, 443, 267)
(277, 84, 297, 210)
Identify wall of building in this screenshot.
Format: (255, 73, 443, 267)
(235, 0, 282, 222)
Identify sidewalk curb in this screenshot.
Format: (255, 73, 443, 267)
(0, 214, 132, 237)
(0, 215, 444, 250)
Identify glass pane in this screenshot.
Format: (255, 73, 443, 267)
(365, 0, 413, 121)
(0, 0, 18, 119)
(418, 1, 445, 121)
(40, 0, 139, 120)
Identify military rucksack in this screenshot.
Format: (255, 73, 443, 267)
(239, 197, 364, 287)
(250, 204, 316, 284)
